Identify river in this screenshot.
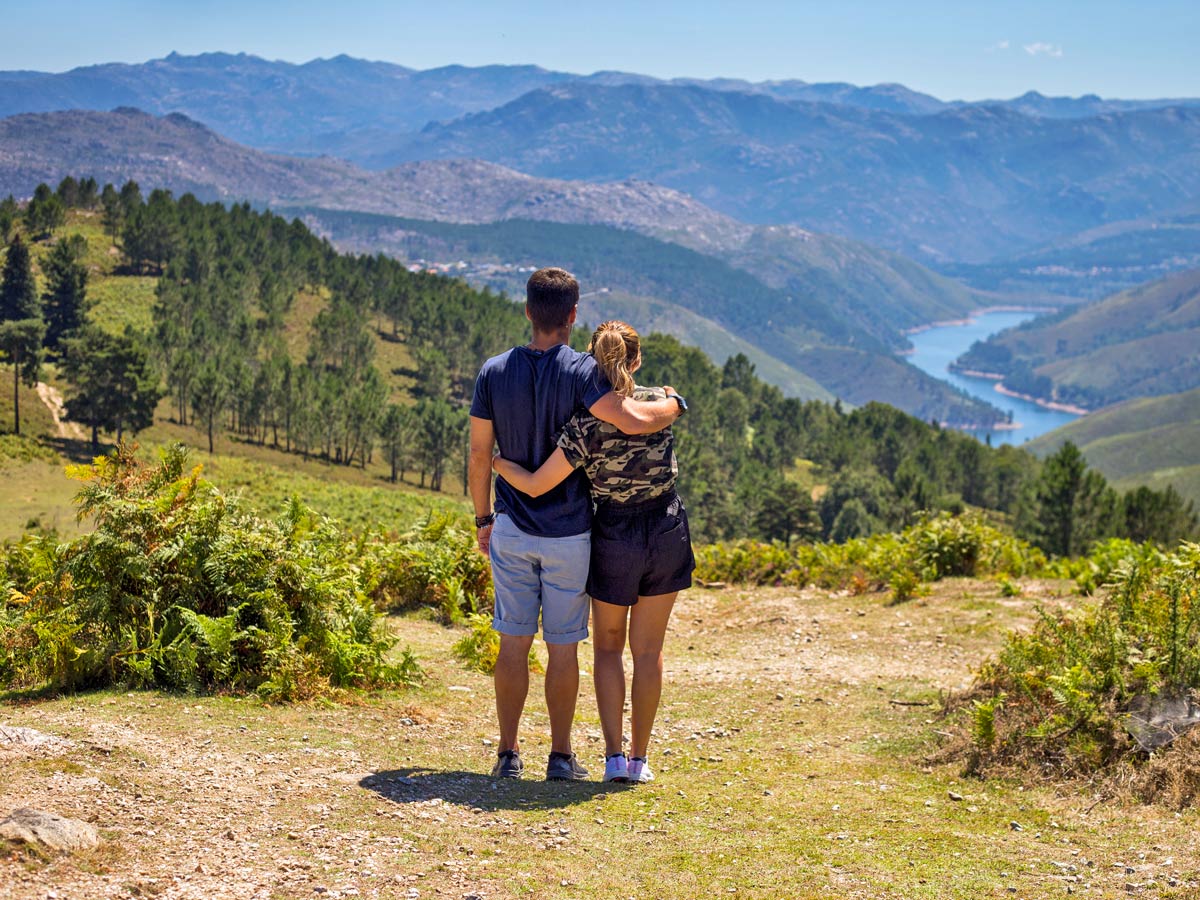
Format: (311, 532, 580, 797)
(906, 310, 1081, 446)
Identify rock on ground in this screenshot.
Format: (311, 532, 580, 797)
(0, 808, 100, 852)
(0, 725, 74, 753)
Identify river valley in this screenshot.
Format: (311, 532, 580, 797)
(906, 310, 1081, 446)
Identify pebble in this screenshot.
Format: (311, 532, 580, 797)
(948, 791, 964, 801)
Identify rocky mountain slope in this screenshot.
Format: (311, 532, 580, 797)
(386, 83, 1200, 263)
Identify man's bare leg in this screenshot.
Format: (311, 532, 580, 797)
(495, 633, 535, 752)
(544, 641, 580, 755)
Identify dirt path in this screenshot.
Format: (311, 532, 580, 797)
(2, 581, 1199, 899)
(35, 382, 86, 441)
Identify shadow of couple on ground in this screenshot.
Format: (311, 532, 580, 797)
(360, 766, 630, 812)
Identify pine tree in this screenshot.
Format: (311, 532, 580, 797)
(0, 195, 17, 243)
(25, 183, 65, 239)
(1033, 442, 1119, 557)
(1, 235, 39, 322)
(42, 234, 89, 350)
(61, 327, 163, 450)
(0, 319, 44, 434)
(0, 234, 42, 432)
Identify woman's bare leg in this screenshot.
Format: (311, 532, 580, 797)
(628, 592, 677, 759)
(591, 600, 630, 757)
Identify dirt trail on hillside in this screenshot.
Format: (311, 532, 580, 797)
(2, 583, 1198, 900)
(36, 382, 85, 441)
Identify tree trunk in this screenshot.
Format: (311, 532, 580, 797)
(91, 423, 99, 453)
(207, 417, 215, 454)
(11, 359, 18, 436)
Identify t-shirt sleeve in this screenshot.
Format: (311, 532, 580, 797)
(468, 366, 491, 419)
(578, 355, 611, 410)
(556, 416, 591, 469)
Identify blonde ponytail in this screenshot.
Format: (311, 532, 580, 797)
(588, 320, 640, 397)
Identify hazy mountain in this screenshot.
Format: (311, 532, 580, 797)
(6, 52, 1195, 150)
(7, 54, 1200, 265)
(988, 89, 1200, 119)
(386, 83, 1200, 263)
(943, 210, 1200, 300)
(0, 107, 1005, 425)
(955, 268, 1200, 410)
(0, 107, 986, 349)
(0, 52, 571, 154)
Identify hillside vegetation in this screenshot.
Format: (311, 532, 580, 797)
(297, 209, 1004, 426)
(955, 269, 1200, 410)
(2, 182, 1193, 556)
(1027, 387, 1200, 508)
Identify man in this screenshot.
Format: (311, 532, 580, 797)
(468, 267, 681, 781)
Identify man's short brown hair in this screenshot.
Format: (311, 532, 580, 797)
(526, 267, 579, 332)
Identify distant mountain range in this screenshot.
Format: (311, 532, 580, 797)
(4, 54, 1200, 266)
(954, 268, 1200, 410)
(390, 84, 1200, 264)
(942, 210, 1200, 299)
(0, 106, 1004, 426)
(4, 52, 1196, 149)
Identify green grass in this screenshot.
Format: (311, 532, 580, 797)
(3, 580, 1198, 898)
(85, 275, 158, 336)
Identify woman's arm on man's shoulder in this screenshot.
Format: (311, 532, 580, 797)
(589, 388, 680, 435)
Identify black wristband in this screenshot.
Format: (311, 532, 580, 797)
(475, 512, 496, 529)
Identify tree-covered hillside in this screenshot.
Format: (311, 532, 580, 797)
(1027, 386, 1200, 509)
(1, 179, 1194, 552)
(292, 209, 1007, 427)
(954, 269, 1200, 410)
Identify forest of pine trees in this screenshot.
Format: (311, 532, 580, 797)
(0, 178, 1195, 551)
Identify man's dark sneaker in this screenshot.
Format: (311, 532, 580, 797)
(546, 751, 590, 781)
(492, 749, 523, 779)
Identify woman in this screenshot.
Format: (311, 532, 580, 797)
(491, 321, 694, 784)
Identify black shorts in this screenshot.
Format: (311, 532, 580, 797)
(586, 491, 696, 606)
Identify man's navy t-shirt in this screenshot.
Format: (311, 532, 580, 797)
(470, 344, 609, 538)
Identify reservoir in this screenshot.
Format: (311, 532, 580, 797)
(906, 310, 1082, 446)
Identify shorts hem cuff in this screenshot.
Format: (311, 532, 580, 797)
(542, 627, 589, 645)
(492, 619, 538, 637)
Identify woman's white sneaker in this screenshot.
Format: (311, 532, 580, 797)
(627, 757, 654, 783)
(603, 753, 629, 783)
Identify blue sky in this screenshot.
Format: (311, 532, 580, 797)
(5, 0, 1198, 100)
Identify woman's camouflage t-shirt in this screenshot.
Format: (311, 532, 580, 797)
(556, 385, 678, 505)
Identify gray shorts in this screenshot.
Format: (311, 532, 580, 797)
(489, 514, 591, 644)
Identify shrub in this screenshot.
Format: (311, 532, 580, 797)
(695, 512, 1044, 601)
(956, 541, 1200, 784)
(0, 444, 421, 699)
(452, 613, 543, 676)
(367, 513, 491, 622)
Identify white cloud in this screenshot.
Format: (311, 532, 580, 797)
(988, 40, 1011, 52)
(1023, 42, 1064, 58)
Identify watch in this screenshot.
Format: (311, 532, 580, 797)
(475, 512, 496, 529)
(669, 392, 688, 414)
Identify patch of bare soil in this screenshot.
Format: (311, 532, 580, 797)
(35, 382, 86, 442)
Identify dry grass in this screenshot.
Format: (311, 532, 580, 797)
(3, 579, 1199, 899)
